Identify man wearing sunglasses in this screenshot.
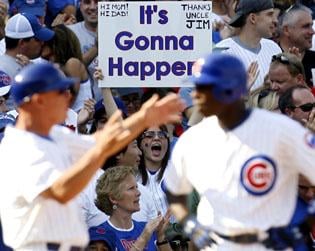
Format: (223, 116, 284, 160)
(279, 85, 315, 132)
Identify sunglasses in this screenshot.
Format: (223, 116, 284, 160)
(291, 103, 315, 112)
(142, 131, 168, 139)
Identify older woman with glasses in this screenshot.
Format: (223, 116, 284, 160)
(88, 166, 172, 251)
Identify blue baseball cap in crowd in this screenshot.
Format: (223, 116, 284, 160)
(10, 0, 46, 17)
(5, 13, 54, 41)
(11, 62, 77, 105)
(0, 70, 12, 97)
(0, 113, 15, 142)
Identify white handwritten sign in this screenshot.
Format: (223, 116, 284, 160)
(98, 1, 212, 87)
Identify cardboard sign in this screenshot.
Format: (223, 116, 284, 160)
(98, 1, 212, 87)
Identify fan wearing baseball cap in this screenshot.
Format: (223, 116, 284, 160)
(0, 13, 54, 110)
(215, 0, 282, 91)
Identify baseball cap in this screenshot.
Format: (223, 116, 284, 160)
(0, 70, 12, 97)
(11, 62, 77, 105)
(229, 0, 274, 27)
(10, 0, 46, 17)
(5, 13, 54, 41)
(0, 113, 15, 142)
(189, 53, 246, 85)
(115, 88, 143, 98)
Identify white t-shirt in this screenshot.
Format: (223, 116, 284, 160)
(165, 108, 315, 251)
(0, 125, 95, 249)
(68, 22, 101, 102)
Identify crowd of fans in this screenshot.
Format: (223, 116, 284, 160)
(0, 0, 315, 250)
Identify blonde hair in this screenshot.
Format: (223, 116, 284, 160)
(247, 86, 279, 111)
(95, 166, 135, 215)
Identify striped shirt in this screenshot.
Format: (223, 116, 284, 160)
(215, 37, 282, 90)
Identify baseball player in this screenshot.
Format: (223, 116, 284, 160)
(164, 53, 315, 251)
(0, 62, 184, 250)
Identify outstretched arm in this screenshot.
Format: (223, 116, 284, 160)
(41, 94, 184, 204)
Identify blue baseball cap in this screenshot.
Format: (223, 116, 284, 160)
(11, 62, 77, 105)
(5, 13, 54, 41)
(189, 53, 247, 87)
(10, 0, 46, 17)
(0, 113, 15, 142)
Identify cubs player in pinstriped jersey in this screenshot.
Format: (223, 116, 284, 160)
(0, 62, 184, 250)
(164, 53, 315, 251)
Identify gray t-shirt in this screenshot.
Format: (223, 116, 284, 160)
(68, 22, 101, 102)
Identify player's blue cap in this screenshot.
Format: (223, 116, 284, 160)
(0, 113, 15, 142)
(189, 53, 248, 104)
(11, 62, 77, 105)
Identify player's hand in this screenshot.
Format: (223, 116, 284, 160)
(94, 110, 129, 157)
(183, 216, 216, 249)
(140, 93, 185, 127)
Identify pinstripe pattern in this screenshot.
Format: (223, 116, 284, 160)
(142, 171, 176, 223)
(0, 126, 92, 249)
(215, 37, 282, 91)
(165, 109, 315, 250)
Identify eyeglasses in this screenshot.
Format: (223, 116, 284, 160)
(142, 131, 168, 139)
(271, 54, 303, 75)
(291, 103, 315, 112)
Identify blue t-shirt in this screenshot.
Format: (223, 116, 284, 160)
(89, 220, 157, 251)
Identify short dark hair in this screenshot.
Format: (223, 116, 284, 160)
(278, 85, 309, 114)
(4, 36, 34, 50)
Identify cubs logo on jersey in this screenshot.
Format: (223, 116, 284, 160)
(240, 155, 277, 196)
(304, 132, 315, 148)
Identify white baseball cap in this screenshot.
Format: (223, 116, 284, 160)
(5, 13, 54, 41)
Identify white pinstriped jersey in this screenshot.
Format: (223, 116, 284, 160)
(138, 170, 176, 223)
(215, 37, 282, 90)
(0, 125, 95, 249)
(164, 108, 315, 251)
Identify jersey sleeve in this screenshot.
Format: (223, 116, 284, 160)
(281, 119, 315, 184)
(164, 134, 193, 195)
